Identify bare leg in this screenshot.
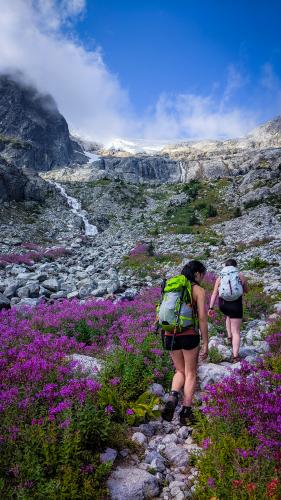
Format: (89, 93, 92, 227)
(170, 350, 185, 392)
(226, 316, 232, 339)
(161, 350, 185, 421)
(230, 318, 242, 357)
(182, 346, 200, 406)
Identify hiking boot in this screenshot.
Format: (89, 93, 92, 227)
(161, 391, 179, 422)
(179, 406, 196, 426)
(231, 355, 241, 364)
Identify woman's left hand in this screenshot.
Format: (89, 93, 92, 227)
(200, 345, 208, 361)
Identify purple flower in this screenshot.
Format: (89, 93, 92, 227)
(109, 377, 121, 386)
(80, 464, 94, 474)
(202, 438, 211, 449)
(49, 401, 72, 415)
(105, 405, 115, 414)
(150, 348, 163, 356)
(126, 408, 134, 415)
(59, 417, 71, 429)
(207, 477, 215, 488)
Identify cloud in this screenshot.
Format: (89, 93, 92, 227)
(219, 65, 249, 111)
(0, 0, 134, 142)
(0, 1, 277, 144)
(261, 63, 279, 91)
(142, 92, 258, 141)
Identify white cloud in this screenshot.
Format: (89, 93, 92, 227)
(0, 0, 274, 144)
(142, 92, 257, 141)
(0, 0, 134, 142)
(220, 65, 248, 111)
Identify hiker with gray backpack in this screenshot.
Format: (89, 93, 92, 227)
(208, 259, 248, 363)
(156, 261, 208, 426)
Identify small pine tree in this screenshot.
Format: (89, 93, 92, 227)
(188, 213, 200, 226)
(233, 207, 242, 217)
(207, 205, 218, 217)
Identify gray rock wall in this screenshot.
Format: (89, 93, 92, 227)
(0, 158, 54, 203)
(0, 74, 86, 171)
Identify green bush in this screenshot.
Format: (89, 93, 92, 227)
(233, 207, 242, 217)
(208, 346, 223, 363)
(0, 399, 112, 499)
(193, 416, 277, 500)
(121, 253, 182, 278)
(188, 213, 200, 226)
(243, 199, 262, 209)
(244, 256, 269, 270)
(207, 204, 218, 217)
(182, 180, 201, 199)
(100, 335, 172, 405)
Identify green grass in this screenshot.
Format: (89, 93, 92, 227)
(162, 179, 234, 235)
(120, 253, 183, 278)
(208, 346, 224, 364)
(244, 256, 270, 270)
(87, 179, 112, 187)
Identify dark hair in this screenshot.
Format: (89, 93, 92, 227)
(225, 259, 237, 267)
(181, 260, 206, 284)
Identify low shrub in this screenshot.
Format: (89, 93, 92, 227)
(121, 252, 182, 278)
(181, 180, 201, 199)
(0, 246, 71, 267)
(233, 207, 242, 217)
(194, 314, 281, 499)
(0, 288, 168, 498)
(208, 346, 223, 363)
(244, 256, 270, 270)
(207, 204, 218, 217)
(0, 309, 111, 498)
(188, 213, 200, 226)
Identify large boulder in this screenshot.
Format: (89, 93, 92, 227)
(197, 363, 232, 389)
(0, 158, 54, 203)
(107, 466, 159, 500)
(0, 292, 10, 310)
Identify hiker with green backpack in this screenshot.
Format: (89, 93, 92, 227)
(208, 259, 248, 363)
(156, 260, 208, 426)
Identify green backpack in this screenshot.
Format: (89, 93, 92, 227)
(156, 275, 196, 333)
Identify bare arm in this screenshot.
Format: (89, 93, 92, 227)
(209, 277, 220, 309)
(239, 273, 248, 293)
(194, 286, 208, 353)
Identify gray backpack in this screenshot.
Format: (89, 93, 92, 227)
(219, 266, 243, 301)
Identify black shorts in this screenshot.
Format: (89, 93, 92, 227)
(219, 296, 243, 319)
(163, 331, 200, 351)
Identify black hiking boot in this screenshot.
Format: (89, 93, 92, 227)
(161, 391, 179, 422)
(179, 406, 196, 426)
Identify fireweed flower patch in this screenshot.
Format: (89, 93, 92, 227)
(194, 314, 281, 499)
(0, 245, 71, 267)
(1, 281, 277, 498)
(0, 287, 171, 497)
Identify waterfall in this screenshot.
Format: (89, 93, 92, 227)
(179, 161, 186, 183)
(50, 181, 98, 236)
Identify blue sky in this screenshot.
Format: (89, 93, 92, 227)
(76, 0, 281, 117)
(0, 0, 280, 143)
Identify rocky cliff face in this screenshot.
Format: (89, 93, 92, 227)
(93, 155, 181, 184)
(159, 116, 281, 182)
(0, 74, 86, 171)
(0, 158, 54, 203)
(58, 115, 281, 185)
